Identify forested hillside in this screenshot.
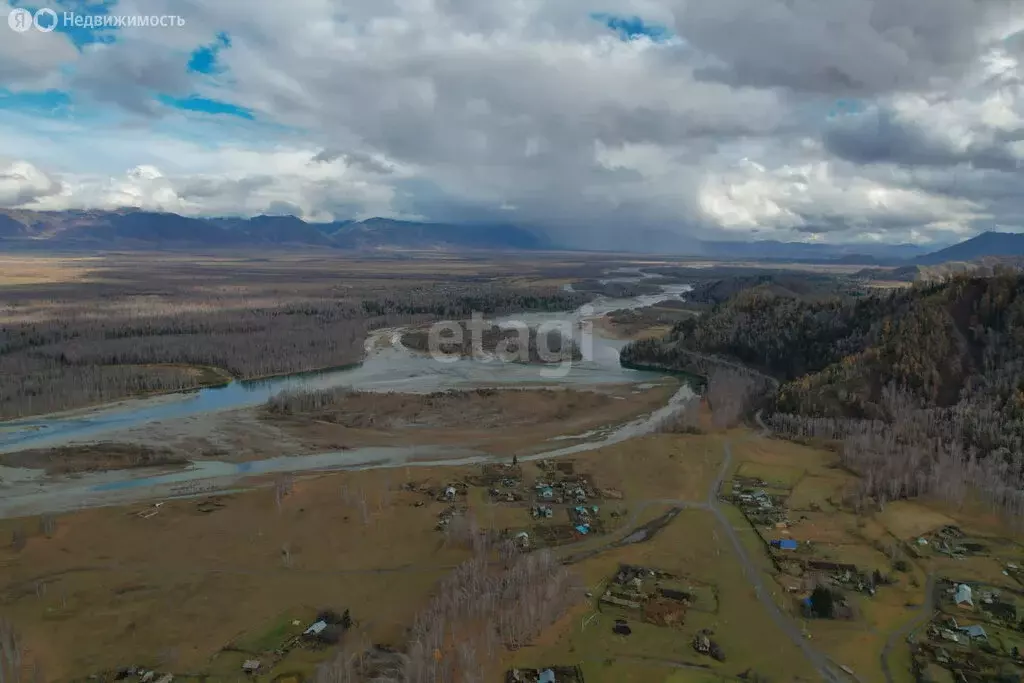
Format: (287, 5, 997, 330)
(623, 273, 1024, 518)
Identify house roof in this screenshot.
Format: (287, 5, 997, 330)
(960, 624, 988, 639)
(955, 584, 973, 605)
(304, 620, 328, 635)
(539, 670, 556, 683)
(777, 539, 798, 550)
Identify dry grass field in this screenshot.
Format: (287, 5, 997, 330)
(0, 429, 726, 682)
(3, 414, 1021, 682)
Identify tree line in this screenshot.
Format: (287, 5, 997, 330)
(624, 272, 1024, 520)
(0, 284, 586, 419)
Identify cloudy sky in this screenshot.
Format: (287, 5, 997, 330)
(1, 0, 1022, 249)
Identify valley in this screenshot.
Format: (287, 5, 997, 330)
(1, 251, 1023, 683)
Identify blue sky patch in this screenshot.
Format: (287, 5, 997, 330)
(188, 33, 232, 75)
(156, 94, 255, 120)
(0, 89, 73, 115)
(591, 13, 672, 42)
(828, 99, 866, 119)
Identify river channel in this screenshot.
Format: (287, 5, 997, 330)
(0, 275, 693, 518)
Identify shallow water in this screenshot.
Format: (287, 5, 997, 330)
(0, 277, 694, 517)
(0, 382, 694, 518)
(0, 283, 690, 454)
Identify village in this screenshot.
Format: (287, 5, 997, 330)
(726, 472, 896, 623)
(904, 526, 1024, 681)
(402, 458, 627, 550)
(17, 427, 1024, 683)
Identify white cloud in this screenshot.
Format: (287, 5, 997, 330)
(0, 0, 1021, 246)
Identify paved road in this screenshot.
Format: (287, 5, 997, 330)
(880, 572, 936, 683)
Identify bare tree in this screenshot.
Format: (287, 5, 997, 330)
(273, 474, 293, 512)
(706, 368, 763, 429)
(38, 515, 56, 539)
(657, 395, 702, 433)
(0, 619, 23, 683)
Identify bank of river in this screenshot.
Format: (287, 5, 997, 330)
(0, 275, 695, 518)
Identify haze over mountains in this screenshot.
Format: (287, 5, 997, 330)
(0, 210, 550, 252)
(0, 209, 1020, 265)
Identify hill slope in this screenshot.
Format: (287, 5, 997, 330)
(914, 231, 1024, 265)
(623, 273, 1024, 514)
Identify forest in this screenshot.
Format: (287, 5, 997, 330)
(624, 272, 1024, 519)
(0, 257, 590, 419)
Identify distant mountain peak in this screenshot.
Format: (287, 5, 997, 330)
(914, 231, 1024, 266)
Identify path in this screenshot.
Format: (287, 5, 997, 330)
(712, 440, 851, 683)
(880, 573, 935, 683)
(553, 416, 857, 683)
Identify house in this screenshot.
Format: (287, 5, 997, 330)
(538, 670, 556, 683)
(939, 628, 962, 643)
(959, 624, 988, 640)
(242, 660, 261, 674)
(304, 620, 328, 636)
(538, 487, 555, 500)
(444, 486, 457, 500)
(955, 584, 974, 609)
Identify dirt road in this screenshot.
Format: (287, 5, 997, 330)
(880, 572, 935, 683)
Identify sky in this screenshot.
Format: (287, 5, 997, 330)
(1, 0, 1023, 250)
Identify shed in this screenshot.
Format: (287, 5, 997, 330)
(955, 584, 973, 608)
(444, 486, 457, 499)
(304, 620, 328, 636)
(959, 624, 988, 640)
(242, 660, 261, 673)
(575, 524, 590, 535)
(539, 670, 556, 683)
(777, 539, 798, 550)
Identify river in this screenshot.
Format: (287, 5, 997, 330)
(0, 274, 693, 518)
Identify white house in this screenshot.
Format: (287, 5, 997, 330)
(955, 584, 973, 609)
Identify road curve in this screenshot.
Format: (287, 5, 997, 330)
(880, 572, 935, 683)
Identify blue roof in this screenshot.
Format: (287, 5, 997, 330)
(539, 670, 556, 683)
(575, 525, 590, 534)
(778, 539, 798, 550)
(960, 625, 987, 639)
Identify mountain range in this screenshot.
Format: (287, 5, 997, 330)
(0, 210, 550, 252)
(0, 209, 1021, 266)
